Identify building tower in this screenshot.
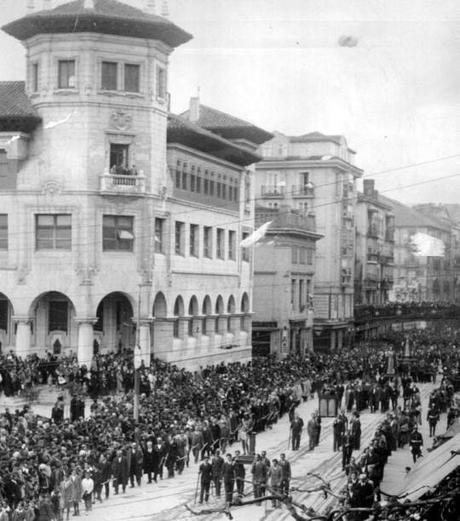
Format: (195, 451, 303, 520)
(0, 0, 191, 365)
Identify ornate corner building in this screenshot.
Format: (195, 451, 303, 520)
(0, 0, 272, 369)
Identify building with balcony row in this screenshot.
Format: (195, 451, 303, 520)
(256, 130, 363, 351)
(0, 0, 272, 369)
(379, 196, 453, 303)
(251, 206, 322, 357)
(354, 179, 395, 306)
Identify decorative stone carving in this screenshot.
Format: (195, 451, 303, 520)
(110, 111, 133, 131)
(42, 179, 62, 196)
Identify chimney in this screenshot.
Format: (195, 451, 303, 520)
(161, 0, 169, 17)
(145, 0, 156, 14)
(189, 96, 200, 123)
(363, 179, 375, 197)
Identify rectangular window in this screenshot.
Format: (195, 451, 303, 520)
(124, 63, 140, 92)
(181, 166, 187, 190)
(101, 61, 118, 90)
(204, 178, 209, 195)
(228, 186, 233, 201)
(175, 167, 181, 188)
(233, 187, 239, 202)
(291, 279, 296, 308)
(190, 172, 196, 192)
(0, 214, 7, 250)
(0, 300, 8, 332)
(156, 66, 166, 99)
(49, 301, 68, 333)
(209, 180, 215, 196)
(189, 224, 199, 257)
(291, 246, 298, 264)
(110, 143, 129, 172)
(242, 232, 250, 261)
(228, 230, 236, 260)
(154, 218, 165, 254)
(36, 214, 71, 250)
(0, 149, 8, 176)
(32, 62, 39, 92)
(299, 279, 305, 309)
(175, 221, 185, 255)
(222, 183, 227, 199)
(58, 60, 75, 89)
(102, 215, 134, 251)
(196, 169, 201, 193)
(307, 248, 313, 265)
(203, 226, 212, 258)
(216, 228, 224, 259)
(299, 247, 306, 265)
(216, 182, 221, 198)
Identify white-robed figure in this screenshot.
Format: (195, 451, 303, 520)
(386, 345, 396, 376)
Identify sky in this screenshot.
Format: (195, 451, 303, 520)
(0, 0, 459, 205)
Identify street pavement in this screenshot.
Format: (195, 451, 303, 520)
(1, 381, 441, 521)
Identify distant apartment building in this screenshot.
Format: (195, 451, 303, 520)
(256, 131, 363, 351)
(252, 206, 322, 357)
(354, 179, 395, 305)
(380, 197, 452, 302)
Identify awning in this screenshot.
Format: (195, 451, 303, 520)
(118, 230, 134, 240)
(393, 433, 460, 501)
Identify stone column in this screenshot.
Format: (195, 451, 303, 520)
(13, 317, 32, 358)
(76, 319, 96, 368)
(330, 330, 336, 351)
(138, 320, 152, 366)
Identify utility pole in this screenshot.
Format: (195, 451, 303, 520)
(133, 292, 141, 422)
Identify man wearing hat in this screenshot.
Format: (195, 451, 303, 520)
(198, 456, 212, 504)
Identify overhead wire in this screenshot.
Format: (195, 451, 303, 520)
(1, 153, 459, 252)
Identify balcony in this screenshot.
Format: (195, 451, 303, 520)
(255, 208, 316, 233)
(99, 173, 146, 195)
(261, 185, 285, 197)
(291, 185, 315, 198)
(367, 224, 379, 238)
(385, 227, 395, 242)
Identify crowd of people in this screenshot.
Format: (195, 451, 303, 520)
(0, 327, 459, 520)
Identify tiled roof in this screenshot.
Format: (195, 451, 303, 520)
(181, 104, 273, 145)
(0, 81, 41, 131)
(167, 114, 261, 167)
(379, 195, 450, 231)
(2, 0, 192, 48)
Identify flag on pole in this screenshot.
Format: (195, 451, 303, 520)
(134, 344, 142, 369)
(240, 221, 272, 248)
(409, 232, 445, 257)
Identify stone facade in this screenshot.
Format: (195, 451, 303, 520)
(0, 2, 263, 370)
(256, 131, 363, 351)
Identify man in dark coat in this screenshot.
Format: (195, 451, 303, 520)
(199, 456, 213, 504)
(409, 426, 423, 463)
(332, 413, 346, 452)
(290, 412, 304, 451)
(350, 412, 361, 450)
(153, 437, 166, 482)
(342, 429, 353, 472)
(222, 453, 235, 506)
(233, 450, 245, 497)
(112, 449, 128, 494)
(127, 442, 144, 487)
(251, 454, 268, 505)
(143, 440, 158, 484)
(279, 453, 291, 495)
(307, 413, 317, 450)
(211, 450, 224, 498)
